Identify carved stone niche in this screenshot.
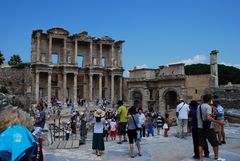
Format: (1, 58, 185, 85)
(40, 53, 46, 62)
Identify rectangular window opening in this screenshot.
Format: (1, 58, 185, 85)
(52, 53, 58, 64)
(77, 55, 84, 67)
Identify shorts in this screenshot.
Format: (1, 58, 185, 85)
(118, 122, 127, 135)
(110, 130, 116, 138)
(177, 119, 188, 133)
(127, 129, 137, 144)
(198, 128, 218, 147)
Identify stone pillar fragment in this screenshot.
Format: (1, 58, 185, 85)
(111, 74, 114, 101)
(89, 74, 93, 100)
(119, 76, 122, 100)
(99, 74, 102, 100)
(63, 72, 67, 101)
(63, 38, 67, 64)
(73, 73, 78, 104)
(48, 36, 52, 63)
(47, 72, 52, 105)
(89, 41, 93, 66)
(74, 39, 78, 64)
(36, 33, 41, 62)
(35, 71, 39, 103)
(111, 44, 114, 66)
(99, 43, 102, 66)
(119, 45, 122, 67)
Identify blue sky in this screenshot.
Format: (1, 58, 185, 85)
(0, 0, 240, 76)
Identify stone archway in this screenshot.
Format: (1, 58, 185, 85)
(132, 91, 143, 109)
(163, 90, 178, 112)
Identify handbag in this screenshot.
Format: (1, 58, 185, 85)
(200, 105, 211, 129)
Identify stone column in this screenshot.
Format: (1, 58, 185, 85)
(111, 74, 114, 101)
(119, 76, 122, 100)
(89, 74, 93, 100)
(99, 43, 102, 66)
(89, 41, 93, 66)
(35, 71, 40, 103)
(73, 72, 78, 104)
(105, 75, 109, 98)
(63, 38, 67, 64)
(111, 44, 114, 66)
(36, 33, 41, 62)
(74, 39, 78, 64)
(99, 74, 102, 100)
(119, 45, 122, 67)
(83, 74, 87, 99)
(48, 36, 52, 64)
(63, 72, 67, 101)
(47, 71, 52, 105)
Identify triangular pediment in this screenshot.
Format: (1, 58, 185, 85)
(47, 27, 69, 36)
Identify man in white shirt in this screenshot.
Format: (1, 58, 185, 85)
(138, 108, 146, 137)
(176, 99, 190, 138)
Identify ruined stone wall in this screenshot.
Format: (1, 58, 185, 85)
(158, 63, 185, 76)
(185, 74, 211, 102)
(206, 84, 240, 109)
(129, 69, 156, 79)
(0, 67, 32, 108)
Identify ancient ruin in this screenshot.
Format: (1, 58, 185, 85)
(31, 27, 124, 105)
(126, 50, 219, 114)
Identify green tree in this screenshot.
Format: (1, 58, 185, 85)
(8, 54, 22, 66)
(0, 50, 5, 66)
(185, 64, 240, 85)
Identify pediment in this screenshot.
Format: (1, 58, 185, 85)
(72, 31, 90, 40)
(47, 27, 69, 36)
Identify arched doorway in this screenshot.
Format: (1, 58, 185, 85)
(132, 91, 142, 110)
(164, 90, 178, 111)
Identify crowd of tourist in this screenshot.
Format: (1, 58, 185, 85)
(0, 93, 227, 161)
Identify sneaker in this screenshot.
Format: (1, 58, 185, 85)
(221, 140, 226, 144)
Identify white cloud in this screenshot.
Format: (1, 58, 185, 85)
(169, 54, 206, 65)
(220, 62, 240, 69)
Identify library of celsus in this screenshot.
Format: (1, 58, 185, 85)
(31, 27, 124, 105)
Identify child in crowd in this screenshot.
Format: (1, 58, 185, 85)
(156, 115, 164, 135)
(104, 121, 110, 141)
(110, 118, 117, 140)
(65, 121, 71, 141)
(163, 113, 171, 137)
(146, 113, 154, 137)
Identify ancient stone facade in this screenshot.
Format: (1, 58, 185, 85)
(31, 27, 124, 105)
(127, 63, 186, 114)
(127, 50, 219, 114)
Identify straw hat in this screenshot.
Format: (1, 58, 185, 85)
(94, 109, 105, 118)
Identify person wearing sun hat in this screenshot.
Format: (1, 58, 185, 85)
(92, 108, 106, 156)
